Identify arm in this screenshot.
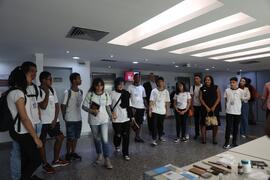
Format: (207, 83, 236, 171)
(61, 104, 67, 120)
(244, 88, 251, 102)
(199, 90, 211, 112)
(16, 98, 42, 148)
(211, 87, 221, 112)
(38, 88, 49, 110)
(106, 106, 113, 120)
(149, 100, 154, 118)
(51, 103, 59, 128)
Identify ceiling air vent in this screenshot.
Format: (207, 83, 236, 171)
(239, 61, 260, 64)
(100, 59, 117, 63)
(66, 27, 109, 41)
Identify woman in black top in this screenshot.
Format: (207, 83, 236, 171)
(199, 75, 221, 144)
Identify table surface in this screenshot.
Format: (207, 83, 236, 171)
(229, 136, 270, 161)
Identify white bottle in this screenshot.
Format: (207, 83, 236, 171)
(241, 160, 251, 173)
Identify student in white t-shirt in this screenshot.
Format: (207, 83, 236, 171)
(61, 73, 83, 161)
(38, 71, 69, 174)
(190, 74, 203, 140)
(127, 74, 147, 143)
(7, 66, 43, 180)
(111, 77, 134, 161)
(149, 77, 170, 146)
(82, 78, 113, 169)
(173, 82, 191, 143)
(223, 77, 244, 149)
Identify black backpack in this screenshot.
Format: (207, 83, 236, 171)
(0, 88, 26, 132)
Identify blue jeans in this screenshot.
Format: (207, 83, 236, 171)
(10, 140, 21, 180)
(90, 123, 110, 158)
(240, 102, 249, 135)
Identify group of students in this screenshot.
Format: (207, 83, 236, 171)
(4, 61, 265, 180)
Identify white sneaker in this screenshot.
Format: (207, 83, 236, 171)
(104, 158, 113, 169)
(95, 154, 103, 165)
(151, 140, 158, 146)
(159, 137, 166, 142)
(124, 155, 130, 161)
(174, 138, 180, 143)
(115, 147, 121, 153)
(185, 135, 190, 140)
(230, 135, 233, 139)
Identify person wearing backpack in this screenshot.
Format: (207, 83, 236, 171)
(82, 78, 113, 169)
(173, 81, 191, 143)
(61, 73, 83, 161)
(110, 77, 133, 161)
(38, 71, 69, 174)
(190, 74, 203, 140)
(9, 61, 44, 180)
(7, 66, 43, 180)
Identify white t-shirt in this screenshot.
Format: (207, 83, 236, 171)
(7, 90, 33, 134)
(111, 91, 129, 123)
(224, 88, 244, 115)
(242, 87, 251, 103)
(150, 88, 170, 115)
(62, 89, 83, 122)
(83, 91, 112, 125)
(40, 88, 59, 124)
(174, 92, 191, 109)
(128, 84, 146, 109)
(190, 84, 202, 106)
(27, 85, 44, 124)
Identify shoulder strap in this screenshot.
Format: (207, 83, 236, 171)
(49, 87, 54, 95)
(66, 89, 72, 107)
(112, 94, 121, 111)
(33, 83, 38, 99)
(193, 85, 195, 92)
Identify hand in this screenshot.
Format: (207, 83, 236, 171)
(179, 111, 185, 115)
(34, 137, 43, 148)
(206, 107, 211, 113)
(131, 117, 135, 122)
(165, 112, 169, 118)
(211, 106, 216, 112)
(50, 120, 57, 129)
(149, 111, 152, 118)
(112, 112, 117, 120)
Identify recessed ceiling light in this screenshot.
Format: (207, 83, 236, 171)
(143, 13, 255, 50)
(239, 69, 242, 72)
(212, 66, 215, 68)
(205, 68, 210, 71)
(133, 61, 139, 64)
(144, 58, 148, 62)
(72, 56, 80, 60)
(66, 50, 70, 54)
(170, 26, 270, 54)
(175, 65, 179, 68)
(210, 46, 270, 60)
(108, 66, 112, 69)
(225, 53, 270, 62)
(108, 0, 223, 46)
(110, 54, 114, 58)
(193, 37, 270, 57)
(172, 61, 176, 64)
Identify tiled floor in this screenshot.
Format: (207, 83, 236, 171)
(0, 117, 265, 180)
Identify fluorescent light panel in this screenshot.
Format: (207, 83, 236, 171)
(210, 46, 270, 59)
(108, 0, 223, 46)
(193, 37, 270, 57)
(225, 53, 270, 62)
(143, 13, 255, 50)
(170, 26, 270, 54)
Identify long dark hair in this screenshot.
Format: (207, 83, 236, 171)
(176, 81, 187, 95)
(239, 77, 248, 88)
(21, 61, 36, 74)
(8, 66, 27, 93)
(90, 78, 105, 92)
(203, 75, 215, 86)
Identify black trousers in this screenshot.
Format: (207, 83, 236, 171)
(112, 121, 130, 156)
(225, 114, 241, 145)
(151, 113, 165, 140)
(175, 110, 188, 138)
(10, 131, 41, 180)
(146, 109, 153, 133)
(193, 106, 201, 136)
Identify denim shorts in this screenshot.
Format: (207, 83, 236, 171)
(66, 121, 82, 140)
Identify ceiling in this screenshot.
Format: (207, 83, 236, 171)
(0, 0, 270, 72)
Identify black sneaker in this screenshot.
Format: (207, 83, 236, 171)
(135, 137, 144, 143)
(231, 143, 238, 147)
(31, 175, 44, 180)
(71, 153, 82, 161)
(181, 137, 188, 142)
(223, 144, 230, 149)
(65, 153, 72, 161)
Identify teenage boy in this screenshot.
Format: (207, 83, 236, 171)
(61, 73, 83, 161)
(128, 73, 147, 143)
(149, 77, 170, 146)
(38, 71, 69, 173)
(190, 74, 203, 140)
(223, 77, 244, 149)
